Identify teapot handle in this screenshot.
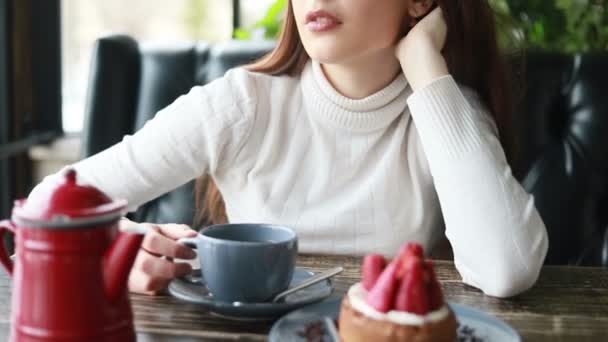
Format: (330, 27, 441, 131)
(0, 220, 16, 276)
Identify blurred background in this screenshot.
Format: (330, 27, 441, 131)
(36, 0, 608, 134)
(1, 0, 607, 266)
(62, 0, 277, 133)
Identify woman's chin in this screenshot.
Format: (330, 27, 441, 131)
(302, 44, 353, 65)
(303, 43, 391, 67)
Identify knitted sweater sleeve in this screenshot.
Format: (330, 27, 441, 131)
(33, 68, 258, 212)
(407, 75, 549, 298)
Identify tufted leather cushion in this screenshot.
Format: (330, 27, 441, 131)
(82, 36, 608, 265)
(82, 35, 140, 158)
(514, 52, 608, 265)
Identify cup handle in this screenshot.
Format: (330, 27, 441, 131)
(0, 220, 16, 276)
(177, 237, 203, 284)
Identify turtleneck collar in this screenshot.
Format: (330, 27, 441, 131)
(301, 60, 410, 132)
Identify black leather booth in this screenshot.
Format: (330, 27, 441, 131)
(513, 52, 608, 265)
(81, 35, 608, 266)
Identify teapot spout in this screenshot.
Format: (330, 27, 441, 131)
(104, 229, 145, 303)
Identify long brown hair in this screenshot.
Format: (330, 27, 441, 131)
(195, 0, 514, 227)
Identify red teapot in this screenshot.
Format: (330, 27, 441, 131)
(0, 169, 144, 341)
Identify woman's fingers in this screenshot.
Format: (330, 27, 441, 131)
(413, 7, 447, 50)
(128, 268, 170, 295)
(141, 225, 197, 259)
(156, 223, 198, 240)
(129, 249, 193, 294)
(125, 221, 199, 295)
(137, 249, 193, 278)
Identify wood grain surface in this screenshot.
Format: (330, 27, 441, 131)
(1, 254, 607, 341)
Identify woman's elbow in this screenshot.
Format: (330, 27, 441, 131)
(481, 263, 542, 298)
(481, 231, 549, 298)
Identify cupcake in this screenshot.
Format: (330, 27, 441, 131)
(338, 243, 458, 342)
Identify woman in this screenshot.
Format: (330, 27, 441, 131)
(36, 0, 548, 297)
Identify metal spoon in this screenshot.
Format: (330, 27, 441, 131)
(271, 266, 344, 303)
(323, 316, 340, 341)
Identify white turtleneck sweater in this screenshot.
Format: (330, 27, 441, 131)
(42, 60, 548, 297)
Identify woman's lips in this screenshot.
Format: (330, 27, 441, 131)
(305, 10, 342, 32)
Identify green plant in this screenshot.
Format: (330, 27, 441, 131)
(492, 0, 608, 53)
(234, 0, 287, 40)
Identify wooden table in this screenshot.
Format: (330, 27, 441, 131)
(1, 255, 608, 341)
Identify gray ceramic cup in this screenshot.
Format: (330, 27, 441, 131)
(179, 223, 298, 303)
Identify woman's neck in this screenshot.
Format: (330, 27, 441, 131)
(321, 48, 402, 99)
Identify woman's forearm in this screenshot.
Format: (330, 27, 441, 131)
(407, 76, 549, 298)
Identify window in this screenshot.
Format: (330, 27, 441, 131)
(0, 0, 62, 217)
(241, 0, 279, 27)
(0, 0, 10, 216)
(61, 0, 277, 133)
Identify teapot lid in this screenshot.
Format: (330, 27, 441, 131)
(13, 168, 127, 228)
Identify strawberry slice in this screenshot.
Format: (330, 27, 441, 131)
(401, 242, 424, 259)
(396, 242, 424, 279)
(394, 257, 429, 314)
(425, 260, 445, 311)
(366, 261, 401, 313)
(362, 254, 387, 291)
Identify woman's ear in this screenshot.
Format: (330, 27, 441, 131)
(407, 0, 435, 19)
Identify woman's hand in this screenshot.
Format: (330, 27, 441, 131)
(121, 219, 198, 295)
(396, 6, 449, 91)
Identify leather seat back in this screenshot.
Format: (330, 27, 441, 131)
(514, 52, 608, 264)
